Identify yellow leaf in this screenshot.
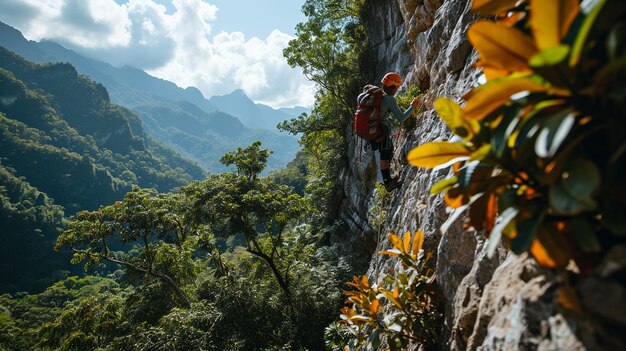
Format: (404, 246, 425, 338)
(340, 306, 356, 319)
(530, 229, 571, 269)
(407, 142, 470, 168)
(393, 287, 400, 300)
(444, 191, 468, 208)
(371, 299, 380, 314)
(411, 229, 425, 258)
(485, 193, 497, 235)
(468, 21, 538, 73)
(470, 144, 492, 161)
(557, 284, 582, 313)
(384, 290, 404, 309)
(350, 315, 372, 325)
(346, 275, 370, 291)
(464, 77, 554, 120)
(434, 97, 466, 132)
(359, 275, 369, 289)
(479, 63, 511, 81)
(435, 97, 480, 139)
(471, 0, 520, 15)
(379, 249, 401, 257)
(402, 231, 411, 254)
(388, 233, 403, 251)
(530, 0, 580, 50)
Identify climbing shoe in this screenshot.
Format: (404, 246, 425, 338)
(384, 177, 403, 192)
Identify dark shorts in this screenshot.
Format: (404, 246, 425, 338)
(369, 124, 393, 161)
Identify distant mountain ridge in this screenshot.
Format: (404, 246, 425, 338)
(208, 89, 305, 130)
(0, 22, 217, 113)
(0, 21, 308, 172)
(0, 21, 310, 129)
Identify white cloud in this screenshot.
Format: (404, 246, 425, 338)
(15, 0, 132, 48)
(0, 0, 315, 108)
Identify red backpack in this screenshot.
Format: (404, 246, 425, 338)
(353, 84, 383, 141)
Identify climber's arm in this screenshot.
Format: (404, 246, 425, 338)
(382, 94, 414, 123)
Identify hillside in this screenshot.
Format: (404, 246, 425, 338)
(0, 21, 216, 113)
(0, 47, 204, 292)
(130, 96, 300, 173)
(0, 22, 306, 172)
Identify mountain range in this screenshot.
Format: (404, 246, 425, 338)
(0, 22, 311, 292)
(0, 22, 309, 173)
(0, 44, 209, 292)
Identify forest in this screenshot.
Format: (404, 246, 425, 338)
(0, 0, 369, 349)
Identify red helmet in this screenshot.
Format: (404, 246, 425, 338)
(381, 72, 402, 87)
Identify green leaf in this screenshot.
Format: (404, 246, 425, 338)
(368, 328, 382, 349)
(572, 217, 602, 252)
(607, 22, 626, 60)
(388, 334, 405, 351)
(487, 207, 519, 258)
(471, 144, 492, 161)
(600, 201, 626, 236)
(529, 45, 571, 67)
(529, 45, 573, 87)
(430, 177, 458, 195)
(549, 158, 600, 214)
(535, 109, 576, 158)
(512, 207, 546, 254)
(570, 0, 606, 66)
(491, 108, 520, 158)
(593, 56, 626, 91)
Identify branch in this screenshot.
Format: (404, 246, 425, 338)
(72, 247, 191, 308)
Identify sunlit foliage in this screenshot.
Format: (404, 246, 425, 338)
(409, 0, 626, 271)
(326, 231, 440, 350)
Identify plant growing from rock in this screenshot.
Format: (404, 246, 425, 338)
(395, 85, 424, 132)
(326, 231, 440, 350)
(408, 0, 626, 271)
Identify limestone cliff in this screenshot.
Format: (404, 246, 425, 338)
(340, 0, 626, 349)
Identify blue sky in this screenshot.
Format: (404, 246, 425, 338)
(114, 0, 307, 38)
(0, 0, 313, 108)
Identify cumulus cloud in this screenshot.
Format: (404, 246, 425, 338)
(0, 0, 314, 108)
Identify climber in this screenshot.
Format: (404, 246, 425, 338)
(371, 72, 422, 192)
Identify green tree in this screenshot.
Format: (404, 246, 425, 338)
(219, 140, 271, 181)
(281, 0, 366, 224)
(56, 187, 198, 308)
(184, 142, 313, 307)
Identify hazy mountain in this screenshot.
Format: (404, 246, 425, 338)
(279, 106, 311, 118)
(0, 22, 305, 172)
(0, 22, 216, 113)
(132, 99, 299, 172)
(208, 89, 307, 130)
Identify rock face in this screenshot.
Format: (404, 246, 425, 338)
(340, 0, 626, 349)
